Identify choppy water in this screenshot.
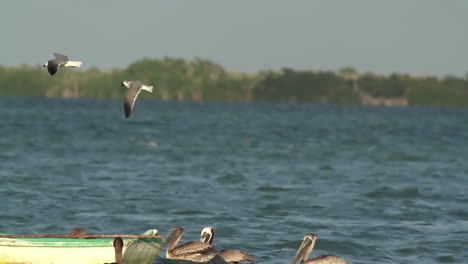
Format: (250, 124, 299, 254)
(1, 97, 467, 263)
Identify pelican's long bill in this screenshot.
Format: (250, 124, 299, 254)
(163, 227, 181, 247)
(290, 235, 315, 264)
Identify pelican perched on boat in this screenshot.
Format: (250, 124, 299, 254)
(165, 226, 218, 262)
(104, 237, 124, 264)
(69, 227, 86, 236)
(290, 234, 348, 264)
(113, 237, 124, 264)
(200, 227, 255, 263)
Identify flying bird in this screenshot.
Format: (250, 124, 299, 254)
(290, 234, 348, 264)
(42, 53, 82, 75)
(121, 80, 154, 118)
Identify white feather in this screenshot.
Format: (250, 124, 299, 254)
(64, 61, 82, 68)
(142, 85, 154, 93)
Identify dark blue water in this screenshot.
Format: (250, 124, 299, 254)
(1, 97, 467, 263)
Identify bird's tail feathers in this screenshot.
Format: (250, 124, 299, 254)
(142, 85, 154, 93)
(65, 61, 82, 68)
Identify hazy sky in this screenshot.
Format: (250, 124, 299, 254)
(2, 1, 467, 76)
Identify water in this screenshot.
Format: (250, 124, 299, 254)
(1, 97, 467, 264)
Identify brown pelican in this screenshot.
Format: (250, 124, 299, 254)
(290, 234, 348, 264)
(113, 237, 124, 264)
(200, 227, 255, 263)
(104, 237, 124, 264)
(165, 226, 218, 262)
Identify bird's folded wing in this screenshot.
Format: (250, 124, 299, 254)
(124, 88, 142, 118)
(217, 249, 255, 262)
(171, 242, 218, 256)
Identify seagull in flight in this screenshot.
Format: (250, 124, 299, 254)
(42, 53, 82, 75)
(121, 80, 154, 118)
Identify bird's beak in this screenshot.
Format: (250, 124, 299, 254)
(163, 229, 178, 247)
(290, 238, 311, 264)
(120, 82, 125, 87)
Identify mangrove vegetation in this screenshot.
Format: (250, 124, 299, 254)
(1, 57, 467, 107)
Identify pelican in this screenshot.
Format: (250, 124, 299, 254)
(104, 237, 124, 264)
(69, 227, 86, 236)
(200, 227, 255, 263)
(113, 237, 124, 264)
(290, 234, 348, 264)
(165, 226, 218, 262)
(42, 53, 82, 75)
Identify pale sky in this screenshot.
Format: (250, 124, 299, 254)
(2, 0, 467, 76)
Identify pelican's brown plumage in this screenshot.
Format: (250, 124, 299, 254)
(113, 237, 124, 264)
(69, 227, 86, 236)
(165, 226, 218, 262)
(200, 227, 255, 263)
(290, 234, 348, 264)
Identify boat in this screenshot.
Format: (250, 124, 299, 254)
(0, 229, 165, 264)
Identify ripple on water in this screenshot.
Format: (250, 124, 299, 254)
(170, 209, 208, 215)
(435, 255, 457, 263)
(365, 186, 423, 199)
(448, 209, 468, 220)
(387, 152, 430, 162)
(215, 173, 247, 184)
(255, 185, 292, 192)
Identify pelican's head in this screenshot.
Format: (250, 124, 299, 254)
(200, 227, 214, 244)
(290, 234, 318, 264)
(164, 226, 184, 247)
(113, 237, 124, 247)
(304, 234, 318, 241)
(69, 227, 86, 236)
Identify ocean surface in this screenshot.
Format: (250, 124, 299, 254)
(1, 97, 467, 264)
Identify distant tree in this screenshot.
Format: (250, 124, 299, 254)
(339, 66, 357, 75)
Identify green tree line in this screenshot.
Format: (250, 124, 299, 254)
(1, 57, 467, 107)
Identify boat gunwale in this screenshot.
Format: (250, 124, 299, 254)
(0, 233, 163, 239)
(0, 233, 165, 248)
